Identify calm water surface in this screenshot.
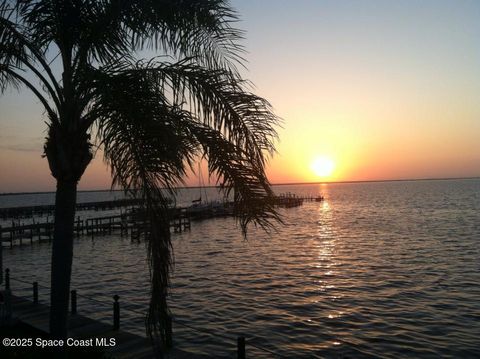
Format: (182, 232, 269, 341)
(2, 179, 480, 358)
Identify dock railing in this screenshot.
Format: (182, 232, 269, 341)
(2, 268, 324, 358)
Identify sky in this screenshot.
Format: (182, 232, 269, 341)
(1, 0, 479, 192)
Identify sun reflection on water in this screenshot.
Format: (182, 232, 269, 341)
(312, 186, 348, 350)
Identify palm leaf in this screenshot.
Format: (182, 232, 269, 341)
(91, 61, 280, 342)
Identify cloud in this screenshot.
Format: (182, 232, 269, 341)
(0, 136, 44, 152)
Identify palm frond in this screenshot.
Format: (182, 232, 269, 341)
(189, 122, 281, 233)
(0, 0, 61, 108)
(92, 66, 198, 190)
(92, 67, 199, 344)
(125, 0, 246, 71)
(91, 59, 281, 342)
(72, 0, 244, 70)
(102, 58, 280, 168)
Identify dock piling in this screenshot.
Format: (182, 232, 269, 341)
(33, 282, 38, 304)
(113, 294, 120, 330)
(71, 289, 77, 314)
(0, 225, 3, 285)
(165, 315, 173, 348)
(237, 336, 246, 359)
(5, 268, 10, 290)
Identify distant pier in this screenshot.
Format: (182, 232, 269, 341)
(274, 193, 324, 208)
(0, 211, 191, 248)
(0, 198, 143, 219)
(0, 193, 324, 248)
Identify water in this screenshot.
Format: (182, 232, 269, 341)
(2, 179, 480, 358)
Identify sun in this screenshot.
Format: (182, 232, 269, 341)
(311, 156, 335, 178)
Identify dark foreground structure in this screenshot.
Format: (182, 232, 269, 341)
(1, 284, 202, 358)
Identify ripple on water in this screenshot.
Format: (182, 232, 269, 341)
(3, 179, 480, 357)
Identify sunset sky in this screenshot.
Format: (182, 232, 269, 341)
(1, 0, 479, 192)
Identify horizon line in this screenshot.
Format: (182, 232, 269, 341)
(0, 176, 479, 196)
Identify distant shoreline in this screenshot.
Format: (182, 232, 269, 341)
(1, 176, 478, 196)
(272, 176, 480, 187)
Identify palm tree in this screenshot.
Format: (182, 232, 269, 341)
(0, 0, 279, 347)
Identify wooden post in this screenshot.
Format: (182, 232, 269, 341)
(33, 281, 38, 304)
(71, 290, 77, 314)
(17, 220, 22, 246)
(10, 228, 13, 249)
(165, 315, 173, 348)
(237, 336, 246, 359)
(113, 295, 120, 330)
(121, 214, 126, 236)
(5, 268, 10, 290)
(48, 219, 52, 241)
(0, 225, 3, 285)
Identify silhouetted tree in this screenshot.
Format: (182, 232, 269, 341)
(0, 0, 279, 350)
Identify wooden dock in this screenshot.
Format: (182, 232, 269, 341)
(0, 198, 143, 219)
(0, 211, 191, 248)
(0, 193, 324, 248)
(0, 221, 54, 247)
(1, 292, 199, 358)
(0, 193, 323, 220)
(274, 193, 324, 208)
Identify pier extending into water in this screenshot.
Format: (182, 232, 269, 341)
(0, 211, 191, 248)
(0, 198, 144, 220)
(0, 193, 324, 248)
(0, 193, 323, 220)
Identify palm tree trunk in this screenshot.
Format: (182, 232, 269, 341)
(50, 179, 77, 339)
